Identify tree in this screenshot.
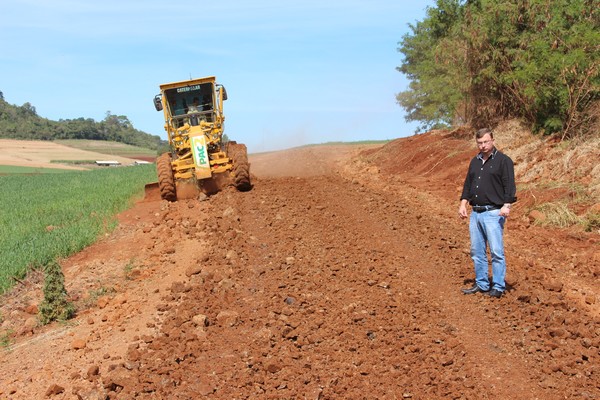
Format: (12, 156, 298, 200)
(462, 0, 600, 135)
(396, 0, 467, 132)
(0, 97, 163, 148)
(397, 0, 600, 138)
(20, 102, 37, 117)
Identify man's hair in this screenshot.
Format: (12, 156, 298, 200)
(475, 128, 494, 139)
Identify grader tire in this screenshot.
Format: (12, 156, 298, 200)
(227, 143, 252, 192)
(156, 152, 177, 201)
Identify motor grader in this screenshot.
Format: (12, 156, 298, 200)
(148, 76, 251, 201)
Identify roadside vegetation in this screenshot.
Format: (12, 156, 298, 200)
(530, 201, 600, 232)
(39, 260, 75, 324)
(0, 164, 156, 294)
(397, 0, 599, 139)
(0, 165, 73, 174)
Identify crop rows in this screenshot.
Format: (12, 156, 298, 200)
(0, 165, 156, 293)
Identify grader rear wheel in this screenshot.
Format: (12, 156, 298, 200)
(156, 152, 177, 201)
(227, 142, 252, 191)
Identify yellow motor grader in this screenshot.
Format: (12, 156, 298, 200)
(148, 76, 251, 201)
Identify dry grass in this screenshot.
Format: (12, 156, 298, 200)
(495, 120, 600, 204)
(583, 212, 600, 233)
(533, 201, 582, 228)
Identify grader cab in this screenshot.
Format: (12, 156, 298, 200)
(149, 76, 251, 201)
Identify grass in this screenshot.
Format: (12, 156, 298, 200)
(0, 328, 13, 348)
(520, 178, 598, 230)
(124, 258, 138, 280)
(0, 165, 73, 174)
(583, 213, 600, 232)
(541, 181, 590, 201)
(533, 201, 582, 228)
(0, 164, 157, 294)
(81, 286, 116, 309)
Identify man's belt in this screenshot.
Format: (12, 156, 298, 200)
(471, 205, 501, 212)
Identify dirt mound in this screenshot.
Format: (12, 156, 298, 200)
(0, 132, 598, 399)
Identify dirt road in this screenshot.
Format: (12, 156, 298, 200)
(1, 137, 598, 399)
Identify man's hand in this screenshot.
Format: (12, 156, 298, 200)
(458, 200, 468, 219)
(500, 204, 511, 217)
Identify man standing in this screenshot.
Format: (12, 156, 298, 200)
(459, 128, 517, 298)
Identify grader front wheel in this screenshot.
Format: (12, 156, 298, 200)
(156, 152, 177, 201)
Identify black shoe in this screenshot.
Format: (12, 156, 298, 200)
(487, 289, 503, 298)
(461, 285, 488, 295)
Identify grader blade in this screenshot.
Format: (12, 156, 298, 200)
(143, 182, 160, 201)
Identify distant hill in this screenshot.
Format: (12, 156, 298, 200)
(0, 91, 166, 152)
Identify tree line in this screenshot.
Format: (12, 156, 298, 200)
(397, 0, 599, 139)
(0, 91, 166, 151)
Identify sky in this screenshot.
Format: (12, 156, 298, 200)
(0, 0, 435, 153)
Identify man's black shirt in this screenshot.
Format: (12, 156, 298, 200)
(460, 148, 517, 207)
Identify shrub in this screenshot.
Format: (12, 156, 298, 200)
(38, 260, 75, 324)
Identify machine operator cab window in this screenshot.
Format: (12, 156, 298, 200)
(164, 83, 214, 128)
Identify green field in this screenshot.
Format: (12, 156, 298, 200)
(0, 164, 157, 294)
(0, 165, 74, 174)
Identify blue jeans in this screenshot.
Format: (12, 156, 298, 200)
(469, 209, 506, 291)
